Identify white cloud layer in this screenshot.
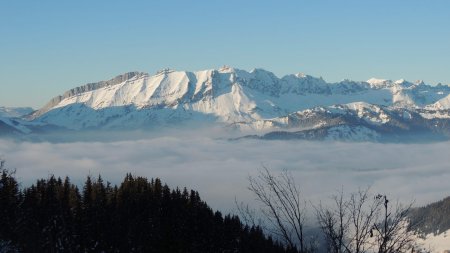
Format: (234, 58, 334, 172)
(1, 134, 449, 213)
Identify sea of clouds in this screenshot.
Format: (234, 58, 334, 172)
(1, 132, 449, 214)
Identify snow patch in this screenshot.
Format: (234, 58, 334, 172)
(418, 229, 450, 253)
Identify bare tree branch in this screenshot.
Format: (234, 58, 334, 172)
(316, 188, 419, 253)
(247, 167, 309, 252)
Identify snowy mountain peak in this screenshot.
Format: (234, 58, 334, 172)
(295, 73, 307, 78)
(415, 80, 425, 85)
(13, 67, 450, 142)
(218, 65, 236, 73)
(366, 78, 391, 88)
(394, 79, 415, 87)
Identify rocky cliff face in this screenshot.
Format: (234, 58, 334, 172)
(31, 72, 146, 119)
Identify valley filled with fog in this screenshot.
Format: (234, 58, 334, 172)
(1, 132, 449, 213)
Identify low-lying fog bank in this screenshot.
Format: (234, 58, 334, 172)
(1, 133, 449, 213)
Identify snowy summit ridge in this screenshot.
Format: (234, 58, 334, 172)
(3, 67, 450, 141)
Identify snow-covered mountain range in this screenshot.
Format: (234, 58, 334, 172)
(3, 67, 450, 141)
(0, 107, 33, 118)
(0, 107, 35, 136)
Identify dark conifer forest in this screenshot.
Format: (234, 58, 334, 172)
(0, 168, 294, 253)
(409, 196, 450, 235)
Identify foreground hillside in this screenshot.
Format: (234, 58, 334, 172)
(409, 197, 450, 252)
(410, 196, 450, 235)
(2, 162, 450, 252)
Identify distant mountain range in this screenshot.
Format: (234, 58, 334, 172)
(2, 67, 450, 141)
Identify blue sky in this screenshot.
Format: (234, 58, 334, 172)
(1, 0, 449, 108)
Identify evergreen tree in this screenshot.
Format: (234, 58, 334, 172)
(0, 171, 291, 253)
(0, 162, 19, 247)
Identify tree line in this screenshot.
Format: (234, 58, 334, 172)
(0, 161, 429, 253)
(0, 163, 294, 253)
(409, 196, 450, 236)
